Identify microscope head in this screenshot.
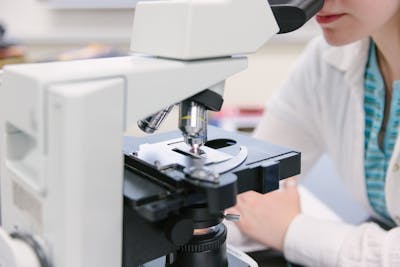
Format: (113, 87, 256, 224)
(131, 0, 279, 60)
(131, 0, 324, 60)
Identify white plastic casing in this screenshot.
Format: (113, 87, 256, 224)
(0, 55, 247, 267)
(131, 0, 280, 60)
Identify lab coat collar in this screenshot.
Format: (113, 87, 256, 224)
(323, 38, 372, 218)
(322, 38, 370, 73)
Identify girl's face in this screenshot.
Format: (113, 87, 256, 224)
(316, 0, 400, 46)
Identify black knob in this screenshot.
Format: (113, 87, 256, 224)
(165, 217, 194, 246)
(167, 224, 228, 267)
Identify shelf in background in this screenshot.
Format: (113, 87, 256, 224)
(42, 0, 140, 9)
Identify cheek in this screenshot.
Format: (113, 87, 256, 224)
(352, 1, 400, 32)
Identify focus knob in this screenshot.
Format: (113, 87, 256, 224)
(0, 228, 49, 267)
(0, 228, 41, 267)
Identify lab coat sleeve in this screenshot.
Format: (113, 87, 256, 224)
(253, 37, 326, 178)
(284, 214, 400, 267)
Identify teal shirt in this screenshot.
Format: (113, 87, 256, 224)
(364, 41, 400, 226)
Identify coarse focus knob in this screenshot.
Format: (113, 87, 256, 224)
(0, 228, 43, 267)
(178, 224, 227, 253)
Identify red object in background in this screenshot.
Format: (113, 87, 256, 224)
(0, 45, 25, 59)
(0, 23, 26, 67)
(209, 106, 265, 133)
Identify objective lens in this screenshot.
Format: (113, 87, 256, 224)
(138, 105, 174, 133)
(179, 101, 207, 147)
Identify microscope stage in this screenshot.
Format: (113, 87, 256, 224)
(123, 126, 300, 186)
(123, 126, 300, 221)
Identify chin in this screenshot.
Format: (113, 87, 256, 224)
(322, 29, 363, 46)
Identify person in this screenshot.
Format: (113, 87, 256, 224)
(228, 0, 400, 266)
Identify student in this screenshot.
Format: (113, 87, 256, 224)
(229, 0, 400, 266)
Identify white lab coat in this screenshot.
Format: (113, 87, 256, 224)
(253, 36, 400, 267)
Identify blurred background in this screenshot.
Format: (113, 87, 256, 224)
(0, 0, 368, 225)
(0, 0, 322, 108)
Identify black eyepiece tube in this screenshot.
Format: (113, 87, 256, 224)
(268, 0, 325, 34)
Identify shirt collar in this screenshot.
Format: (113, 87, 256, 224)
(367, 41, 385, 91)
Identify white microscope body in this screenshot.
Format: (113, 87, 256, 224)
(0, 1, 279, 266)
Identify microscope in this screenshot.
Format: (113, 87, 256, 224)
(0, 0, 323, 267)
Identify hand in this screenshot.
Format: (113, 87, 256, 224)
(226, 178, 301, 251)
